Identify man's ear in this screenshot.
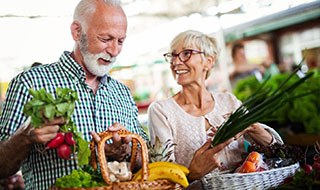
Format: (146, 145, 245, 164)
(70, 21, 81, 41)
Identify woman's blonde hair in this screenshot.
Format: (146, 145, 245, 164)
(169, 30, 219, 78)
(170, 30, 219, 58)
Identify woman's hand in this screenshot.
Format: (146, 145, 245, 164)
(90, 123, 132, 162)
(187, 138, 233, 182)
(243, 123, 273, 146)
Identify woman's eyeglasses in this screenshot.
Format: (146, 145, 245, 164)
(163, 49, 205, 64)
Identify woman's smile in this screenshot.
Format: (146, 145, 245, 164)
(175, 69, 189, 75)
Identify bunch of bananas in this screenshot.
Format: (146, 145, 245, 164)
(132, 161, 189, 188)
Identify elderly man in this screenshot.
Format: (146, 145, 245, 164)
(0, 0, 147, 189)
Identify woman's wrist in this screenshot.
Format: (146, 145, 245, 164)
(247, 128, 273, 146)
(201, 173, 213, 189)
(187, 172, 201, 182)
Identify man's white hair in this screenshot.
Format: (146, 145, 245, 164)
(73, 0, 122, 31)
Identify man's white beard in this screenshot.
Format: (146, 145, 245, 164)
(83, 51, 116, 77)
(79, 32, 116, 77)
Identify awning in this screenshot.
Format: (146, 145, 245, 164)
(224, 1, 320, 43)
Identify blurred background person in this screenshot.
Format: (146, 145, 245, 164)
(229, 43, 264, 86)
(261, 59, 280, 80)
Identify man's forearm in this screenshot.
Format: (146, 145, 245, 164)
(0, 130, 32, 178)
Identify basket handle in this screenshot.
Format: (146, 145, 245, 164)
(90, 129, 149, 185)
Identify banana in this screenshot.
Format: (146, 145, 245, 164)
(148, 161, 190, 175)
(147, 165, 189, 187)
(133, 161, 189, 181)
(132, 162, 189, 188)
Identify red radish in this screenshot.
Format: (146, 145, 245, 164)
(283, 177, 293, 184)
(57, 144, 71, 159)
(46, 132, 65, 149)
(65, 132, 76, 146)
(312, 162, 320, 172)
(313, 162, 320, 180)
(314, 155, 320, 163)
(302, 164, 313, 174)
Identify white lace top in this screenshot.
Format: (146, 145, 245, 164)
(147, 91, 283, 170)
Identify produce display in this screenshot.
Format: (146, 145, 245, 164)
(276, 141, 320, 189)
(233, 68, 320, 134)
(212, 62, 315, 147)
(23, 88, 90, 165)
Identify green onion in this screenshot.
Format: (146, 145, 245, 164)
(211, 59, 317, 147)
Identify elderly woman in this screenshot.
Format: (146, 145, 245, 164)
(147, 30, 283, 189)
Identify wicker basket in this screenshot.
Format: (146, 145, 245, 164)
(54, 129, 183, 190)
(210, 162, 300, 190)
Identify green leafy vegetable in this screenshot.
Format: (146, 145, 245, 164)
(23, 87, 90, 166)
(212, 61, 318, 147)
(23, 88, 78, 127)
(234, 69, 320, 134)
(55, 169, 104, 188)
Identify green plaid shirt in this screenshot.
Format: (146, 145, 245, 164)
(0, 51, 147, 190)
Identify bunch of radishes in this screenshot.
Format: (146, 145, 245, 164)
(23, 88, 91, 165)
(46, 132, 76, 160)
(301, 142, 320, 180)
(279, 142, 320, 188)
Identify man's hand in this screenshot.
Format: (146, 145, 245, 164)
(0, 172, 24, 190)
(91, 123, 132, 162)
(18, 116, 65, 145)
(0, 117, 63, 178)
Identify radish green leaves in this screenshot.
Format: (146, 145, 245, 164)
(23, 87, 90, 166)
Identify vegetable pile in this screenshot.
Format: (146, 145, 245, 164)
(23, 88, 90, 165)
(54, 165, 105, 188)
(248, 143, 304, 168)
(212, 61, 317, 147)
(276, 142, 320, 189)
(233, 69, 320, 134)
